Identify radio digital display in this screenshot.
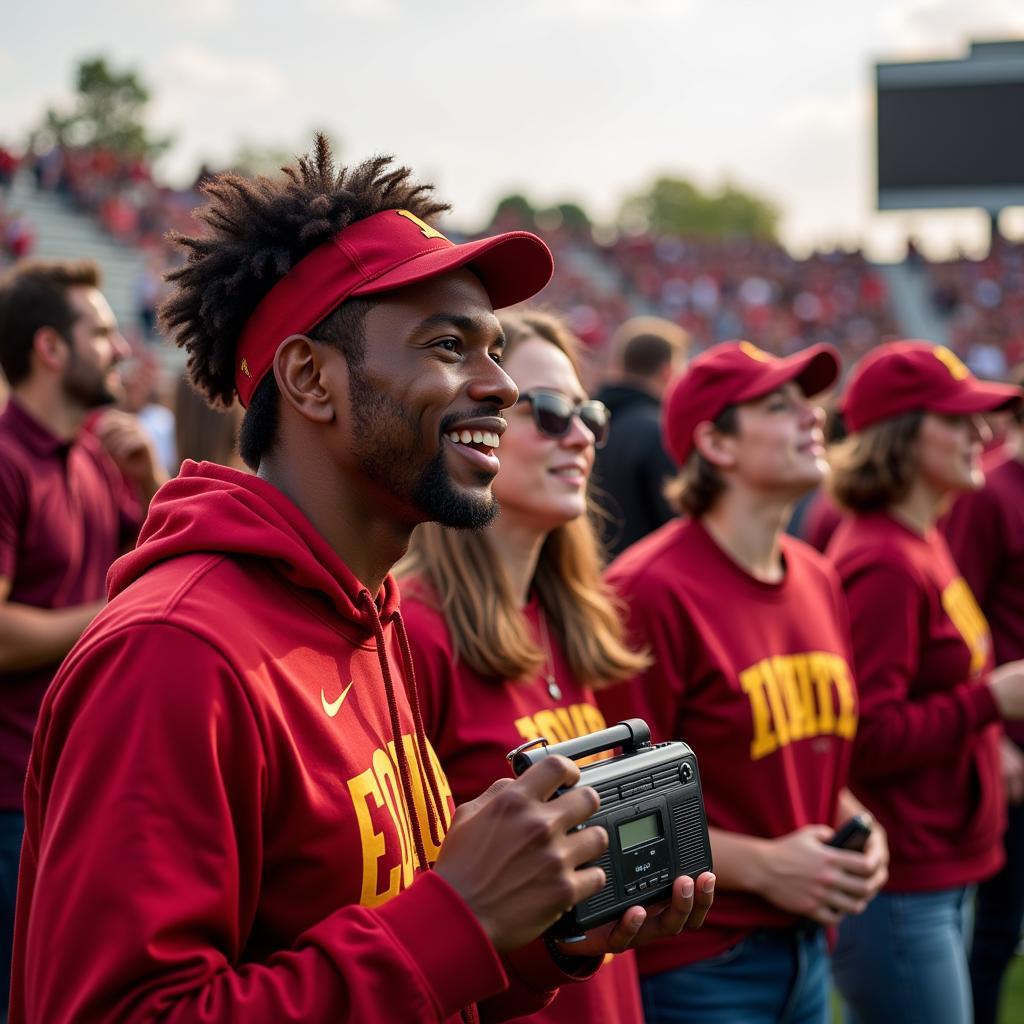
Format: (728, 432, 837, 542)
(618, 812, 662, 850)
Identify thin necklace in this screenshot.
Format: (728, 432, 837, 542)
(536, 611, 563, 701)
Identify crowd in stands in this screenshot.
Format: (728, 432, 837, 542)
(928, 237, 1024, 377)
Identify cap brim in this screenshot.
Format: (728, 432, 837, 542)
(931, 380, 1023, 417)
(351, 230, 553, 311)
(736, 343, 841, 403)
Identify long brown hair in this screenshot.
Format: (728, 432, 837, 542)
(398, 310, 649, 688)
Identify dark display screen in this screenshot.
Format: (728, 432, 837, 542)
(618, 813, 662, 850)
(877, 81, 1024, 191)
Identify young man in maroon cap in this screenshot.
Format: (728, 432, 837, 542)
(827, 341, 1024, 1024)
(9, 140, 711, 1024)
(598, 340, 888, 1023)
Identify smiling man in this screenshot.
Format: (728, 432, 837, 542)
(6, 140, 715, 1024)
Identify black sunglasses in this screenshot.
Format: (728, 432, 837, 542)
(517, 390, 610, 448)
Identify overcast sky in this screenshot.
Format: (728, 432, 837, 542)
(4, 0, 1024, 259)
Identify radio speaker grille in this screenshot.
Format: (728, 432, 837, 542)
(584, 850, 617, 913)
(671, 799, 709, 871)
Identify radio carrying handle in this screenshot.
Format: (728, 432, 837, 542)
(508, 719, 652, 776)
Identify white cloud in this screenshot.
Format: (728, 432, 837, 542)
(156, 46, 285, 106)
(878, 0, 1024, 56)
(163, 0, 235, 26)
(523, 0, 697, 21)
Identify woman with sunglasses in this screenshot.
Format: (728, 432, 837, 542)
(398, 310, 715, 1024)
(826, 342, 1024, 1024)
(597, 341, 888, 1024)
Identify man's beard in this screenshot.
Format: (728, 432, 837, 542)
(348, 364, 499, 531)
(61, 350, 119, 410)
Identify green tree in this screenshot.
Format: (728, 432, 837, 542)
(619, 175, 779, 239)
(488, 193, 536, 229)
(40, 56, 170, 158)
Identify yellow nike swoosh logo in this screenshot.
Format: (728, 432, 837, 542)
(321, 682, 354, 718)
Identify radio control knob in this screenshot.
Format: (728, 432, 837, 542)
(679, 763, 694, 784)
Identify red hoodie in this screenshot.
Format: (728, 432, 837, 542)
(10, 462, 579, 1024)
(827, 512, 1004, 891)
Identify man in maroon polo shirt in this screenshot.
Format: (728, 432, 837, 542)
(0, 259, 165, 1014)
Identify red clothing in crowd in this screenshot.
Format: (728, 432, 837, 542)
(11, 463, 578, 1024)
(827, 512, 1004, 891)
(0, 398, 140, 810)
(800, 489, 845, 554)
(401, 588, 644, 1024)
(942, 453, 1024, 744)
(597, 518, 857, 976)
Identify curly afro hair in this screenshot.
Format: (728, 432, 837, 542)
(159, 134, 449, 468)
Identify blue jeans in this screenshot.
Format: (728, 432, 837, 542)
(0, 812, 23, 1018)
(833, 887, 972, 1024)
(641, 926, 829, 1023)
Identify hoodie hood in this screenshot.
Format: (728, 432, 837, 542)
(108, 461, 401, 629)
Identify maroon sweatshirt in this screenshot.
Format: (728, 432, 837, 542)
(827, 512, 1004, 891)
(942, 454, 1024, 744)
(402, 587, 643, 1024)
(11, 462, 579, 1024)
(598, 518, 856, 975)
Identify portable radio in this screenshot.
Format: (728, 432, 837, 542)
(508, 718, 712, 941)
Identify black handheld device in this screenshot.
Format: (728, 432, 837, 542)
(508, 719, 712, 942)
(826, 814, 873, 852)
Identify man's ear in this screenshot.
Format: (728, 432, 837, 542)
(31, 326, 69, 374)
(273, 335, 338, 424)
(692, 420, 737, 470)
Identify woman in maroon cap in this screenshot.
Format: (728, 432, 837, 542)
(398, 310, 716, 1024)
(598, 340, 888, 1024)
(827, 341, 1024, 1024)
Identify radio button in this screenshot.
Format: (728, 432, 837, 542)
(625, 883, 638, 896)
(679, 763, 694, 784)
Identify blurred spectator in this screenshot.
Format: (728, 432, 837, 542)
(173, 374, 245, 472)
(0, 259, 164, 1013)
(942, 363, 1024, 1024)
(118, 344, 176, 477)
(594, 316, 689, 556)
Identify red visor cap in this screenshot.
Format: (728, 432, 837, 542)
(662, 340, 841, 466)
(841, 340, 1023, 432)
(234, 208, 554, 406)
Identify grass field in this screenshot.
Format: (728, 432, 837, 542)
(1002, 955, 1024, 1023)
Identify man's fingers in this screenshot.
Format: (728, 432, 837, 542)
(685, 872, 715, 930)
(602, 907, 647, 952)
(562, 824, 608, 868)
(547, 785, 601, 832)
(514, 755, 582, 801)
(452, 778, 515, 825)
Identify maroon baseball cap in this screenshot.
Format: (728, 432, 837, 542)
(662, 340, 841, 466)
(841, 340, 1022, 432)
(234, 208, 553, 406)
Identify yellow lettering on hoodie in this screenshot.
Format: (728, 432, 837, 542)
(941, 578, 991, 676)
(741, 652, 858, 760)
(349, 733, 456, 907)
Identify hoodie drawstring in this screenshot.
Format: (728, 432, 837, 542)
(390, 609, 446, 850)
(359, 590, 431, 872)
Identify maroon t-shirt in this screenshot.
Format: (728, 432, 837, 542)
(401, 586, 644, 1024)
(0, 399, 140, 809)
(942, 455, 1024, 744)
(598, 518, 857, 975)
(827, 512, 1004, 890)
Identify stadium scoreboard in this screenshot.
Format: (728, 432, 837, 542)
(876, 40, 1024, 211)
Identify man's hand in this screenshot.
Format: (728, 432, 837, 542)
(93, 409, 167, 503)
(435, 756, 607, 952)
(1000, 736, 1024, 804)
(555, 870, 716, 957)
